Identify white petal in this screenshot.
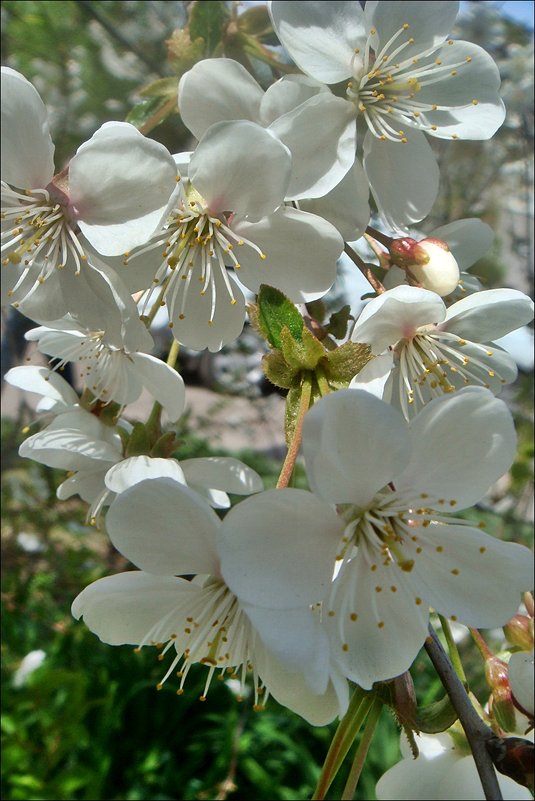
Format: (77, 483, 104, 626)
(349, 352, 394, 401)
(178, 59, 263, 140)
(219, 489, 343, 609)
(1, 67, 55, 189)
(352, 286, 446, 354)
(188, 120, 291, 220)
(404, 524, 534, 628)
(129, 353, 185, 421)
(376, 750, 460, 801)
(508, 650, 534, 717)
(260, 74, 328, 124)
(180, 457, 263, 495)
(72, 571, 197, 645)
(57, 469, 108, 504)
(167, 269, 246, 353)
(232, 207, 342, 301)
(19, 427, 120, 471)
(397, 387, 517, 510)
(299, 158, 370, 241)
(328, 552, 429, 688)
(302, 389, 410, 506)
(69, 122, 178, 255)
(105, 479, 220, 576)
(418, 42, 505, 140)
(268, 1, 366, 84)
(104, 456, 186, 494)
(269, 93, 356, 200)
(363, 130, 439, 230)
(441, 290, 534, 342)
(440, 755, 533, 800)
(254, 637, 348, 725)
(430, 219, 493, 271)
(4, 365, 78, 412)
(365, 1, 459, 55)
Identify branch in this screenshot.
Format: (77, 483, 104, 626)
(424, 625, 503, 801)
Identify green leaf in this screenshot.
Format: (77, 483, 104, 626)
(166, 28, 206, 74)
(237, 5, 274, 37)
(188, 0, 229, 55)
(139, 77, 180, 99)
(255, 285, 304, 349)
(324, 341, 372, 388)
(280, 326, 325, 371)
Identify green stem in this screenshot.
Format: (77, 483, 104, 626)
(144, 277, 171, 328)
(341, 696, 383, 800)
(276, 373, 313, 488)
(145, 339, 181, 436)
(439, 615, 468, 685)
(315, 364, 332, 397)
(312, 687, 374, 800)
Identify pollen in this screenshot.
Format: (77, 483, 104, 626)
(451, 568, 460, 576)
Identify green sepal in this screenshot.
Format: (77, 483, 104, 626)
(262, 349, 298, 390)
(325, 305, 353, 340)
(126, 95, 176, 132)
(125, 422, 150, 457)
(237, 5, 275, 39)
(139, 77, 180, 100)
(150, 432, 178, 459)
(323, 341, 372, 388)
(96, 401, 122, 427)
(413, 694, 459, 734)
(280, 325, 325, 370)
(254, 285, 304, 349)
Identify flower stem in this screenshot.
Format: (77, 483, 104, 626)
(425, 625, 503, 801)
(315, 364, 332, 397)
(439, 615, 468, 684)
(341, 695, 383, 800)
(276, 373, 313, 488)
(312, 686, 374, 800)
(365, 226, 394, 249)
(344, 244, 385, 295)
(146, 339, 181, 436)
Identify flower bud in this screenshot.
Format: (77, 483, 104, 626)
(389, 237, 460, 297)
(486, 655, 518, 732)
(508, 650, 534, 719)
(503, 614, 534, 652)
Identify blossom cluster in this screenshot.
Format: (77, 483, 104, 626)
(2, 0, 534, 795)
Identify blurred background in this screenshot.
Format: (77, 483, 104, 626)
(1, 2, 533, 799)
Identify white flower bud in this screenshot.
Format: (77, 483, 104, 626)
(406, 239, 460, 297)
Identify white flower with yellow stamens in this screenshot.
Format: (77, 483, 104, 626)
(72, 484, 349, 725)
(1, 67, 177, 321)
(123, 120, 343, 352)
(302, 388, 534, 689)
(268, 1, 505, 229)
(350, 286, 534, 419)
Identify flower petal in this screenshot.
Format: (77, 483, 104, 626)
(188, 120, 291, 220)
(104, 456, 186, 494)
(69, 122, 178, 256)
(430, 218, 493, 271)
(268, 1, 366, 84)
(1, 67, 55, 189)
(178, 58, 263, 140)
(508, 650, 534, 717)
(219, 488, 343, 609)
(129, 353, 185, 421)
(328, 551, 429, 688)
(351, 286, 447, 355)
(71, 571, 196, 645)
(397, 387, 517, 510)
(232, 206, 342, 301)
(4, 365, 78, 412)
(299, 158, 370, 241)
(269, 93, 356, 200)
(363, 129, 439, 230)
(441, 289, 534, 342)
(404, 524, 534, 628)
(180, 457, 263, 495)
(105, 479, 220, 576)
(365, 1, 459, 56)
(302, 389, 410, 506)
(167, 269, 246, 353)
(349, 352, 394, 401)
(254, 636, 348, 726)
